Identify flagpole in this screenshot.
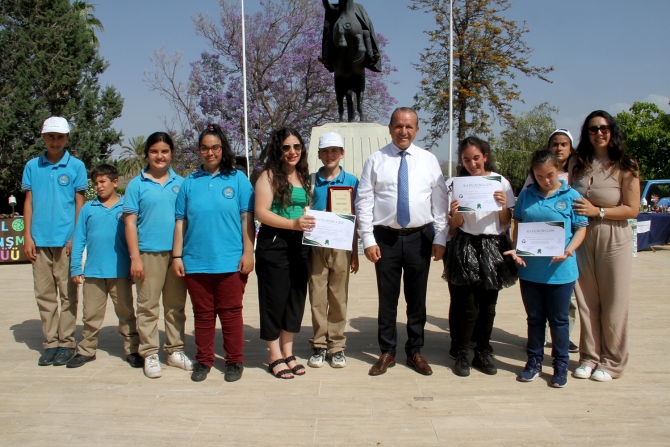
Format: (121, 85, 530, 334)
(241, 0, 250, 176)
(448, 0, 453, 179)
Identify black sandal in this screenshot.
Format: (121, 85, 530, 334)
(284, 355, 305, 375)
(267, 359, 293, 379)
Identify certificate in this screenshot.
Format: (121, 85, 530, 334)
(452, 175, 503, 212)
(302, 210, 356, 251)
(516, 222, 566, 257)
(327, 186, 354, 214)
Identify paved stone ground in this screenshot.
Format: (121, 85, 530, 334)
(1, 248, 669, 446)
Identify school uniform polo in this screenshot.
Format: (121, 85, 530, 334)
(513, 181, 588, 284)
(123, 168, 183, 253)
(71, 196, 130, 278)
(311, 166, 359, 212)
(175, 168, 254, 274)
(21, 150, 88, 247)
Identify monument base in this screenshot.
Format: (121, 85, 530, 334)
(308, 122, 391, 179)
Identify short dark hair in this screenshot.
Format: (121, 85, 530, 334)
(389, 107, 419, 127)
(529, 149, 560, 184)
(91, 163, 119, 183)
(456, 136, 496, 176)
(144, 132, 175, 158)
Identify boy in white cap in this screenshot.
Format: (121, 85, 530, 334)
(22, 117, 88, 366)
(307, 132, 359, 368)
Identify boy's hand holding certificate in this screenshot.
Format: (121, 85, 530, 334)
(302, 210, 356, 251)
(452, 176, 503, 212)
(516, 222, 566, 257)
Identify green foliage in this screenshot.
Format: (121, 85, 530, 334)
(0, 0, 124, 196)
(118, 136, 147, 178)
(493, 148, 531, 196)
(84, 179, 97, 202)
(616, 102, 670, 180)
(411, 0, 553, 147)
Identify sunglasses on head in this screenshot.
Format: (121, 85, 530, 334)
(281, 143, 303, 152)
(588, 125, 610, 135)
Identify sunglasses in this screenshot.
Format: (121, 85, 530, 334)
(588, 125, 610, 135)
(281, 143, 303, 153)
(199, 144, 222, 154)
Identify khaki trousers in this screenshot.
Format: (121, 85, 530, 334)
(77, 278, 140, 357)
(308, 247, 351, 353)
(134, 252, 187, 358)
(575, 219, 632, 378)
(32, 247, 78, 349)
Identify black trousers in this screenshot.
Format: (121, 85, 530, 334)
(373, 225, 433, 357)
(449, 282, 498, 353)
(256, 225, 310, 341)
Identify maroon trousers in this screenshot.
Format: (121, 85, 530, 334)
(184, 272, 247, 366)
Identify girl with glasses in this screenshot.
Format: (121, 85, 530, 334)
(570, 110, 640, 382)
(254, 128, 314, 379)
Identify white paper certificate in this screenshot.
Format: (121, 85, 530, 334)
(516, 222, 566, 257)
(302, 210, 356, 251)
(452, 176, 503, 212)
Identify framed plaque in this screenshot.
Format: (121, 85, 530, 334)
(327, 186, 354, 214)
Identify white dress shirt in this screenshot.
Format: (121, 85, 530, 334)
(356, 142, 449, 249)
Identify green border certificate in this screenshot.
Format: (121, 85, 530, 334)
(452, 176, 503, 212)
(516, 221, 566, 257)
(302, 210, 356, 251)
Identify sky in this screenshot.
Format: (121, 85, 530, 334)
(95, 0, 670, 162)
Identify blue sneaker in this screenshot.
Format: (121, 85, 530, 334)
(38, 348, 58, 366)
(551, 360, 569, 388)
(518, 357, 542, 382)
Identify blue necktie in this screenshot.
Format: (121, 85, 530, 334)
(397, 151, 410, 228)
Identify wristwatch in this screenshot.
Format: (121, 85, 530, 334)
(598, 207, 605, 220)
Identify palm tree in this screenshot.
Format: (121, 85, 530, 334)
(72, 1, 104, 48)
(118, 136, 146, 178)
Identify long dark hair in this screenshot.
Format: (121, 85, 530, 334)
(529, 149, 560, 184)
(198, 124, 236, 176)
(263, 127, 311, 208)
(572, 110, 639, 179)
(456, 136, 496, 176)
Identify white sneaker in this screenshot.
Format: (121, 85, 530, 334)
(590, 369, 613, 382)
(167, 351, 193, 371)
(329, 351, 347, 368)
(573, 365, 593, 379)
(308, 348, 327, 368)
(144, 354, 162, 379)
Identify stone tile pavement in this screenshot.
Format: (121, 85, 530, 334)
(1, 249, 669, 446)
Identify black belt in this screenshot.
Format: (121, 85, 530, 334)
(375, 224, 429, 236)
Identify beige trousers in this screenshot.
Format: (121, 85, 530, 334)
(575, 219, 632, 378)
(33, 247, 78, 349)
(134, 252, 187, 358)
(308, 247, 351, 353)
(77, 278, 139, 357)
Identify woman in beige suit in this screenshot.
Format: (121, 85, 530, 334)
(570, 110, 640, 382)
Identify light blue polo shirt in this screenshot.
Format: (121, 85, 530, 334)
(311, 166, 359, 212)
(71, 196, 130, 278)
(21, 151, 88, 247)
(175, 168, 254, 274)
(513, 181, 588, 284)
(123, 168, 183, 253)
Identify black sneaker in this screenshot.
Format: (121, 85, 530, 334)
(568, 341, 579, 353)
(224, 363, 244, 382)
(38, 348, 58, 366)
(551, 360, 569, 388)
(453, 351, 471, 377)
(66, 354, 96, 368)
(126, 353, 144, 368)
(191, 362, 211, 382)
(472, 349, 497, 375)
(517, 357, 542, 382)
(52, 347, 76, 366)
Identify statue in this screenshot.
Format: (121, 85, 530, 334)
(319, 0, 382, 122)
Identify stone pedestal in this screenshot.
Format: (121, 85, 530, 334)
(308, 122, 391, 179)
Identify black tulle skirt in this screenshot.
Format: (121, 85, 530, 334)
(446, 229, 518, 291)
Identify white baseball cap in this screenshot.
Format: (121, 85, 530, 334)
(548, 128, 574, 148)
(41, 117, 71, 134)
(318, 132, 343, 149)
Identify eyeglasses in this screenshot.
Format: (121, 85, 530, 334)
(281, 143, 303, 153)
(199, 144, 222, 154)
(588, 125, 610, 135)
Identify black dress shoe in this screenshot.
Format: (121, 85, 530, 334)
(53, 348, 76, 366)
(38, 348, 58, 366)
(66, 354, 96, 368)
(224, 363, 244, 382)
(126, 353, 144, 368)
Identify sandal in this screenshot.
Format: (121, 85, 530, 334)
(267, 358, 293, 379)
(284, 355, 306, 376)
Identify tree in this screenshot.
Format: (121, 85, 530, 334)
(0, 0, 124, 197)
(72, 0, 104, 48)
(118, 136, 147, 178)
(410, 0, 553, 147)
(617, 102, 670, 180)
(145, 0, 396, 163)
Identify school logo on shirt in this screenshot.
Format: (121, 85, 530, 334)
(57, 174, 71, 186)
(223, 186, 236, 199)
(172, 186, 180, 194)
(554, 200, 568, 212)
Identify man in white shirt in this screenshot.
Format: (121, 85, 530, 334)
(356, 107, 449, 376)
